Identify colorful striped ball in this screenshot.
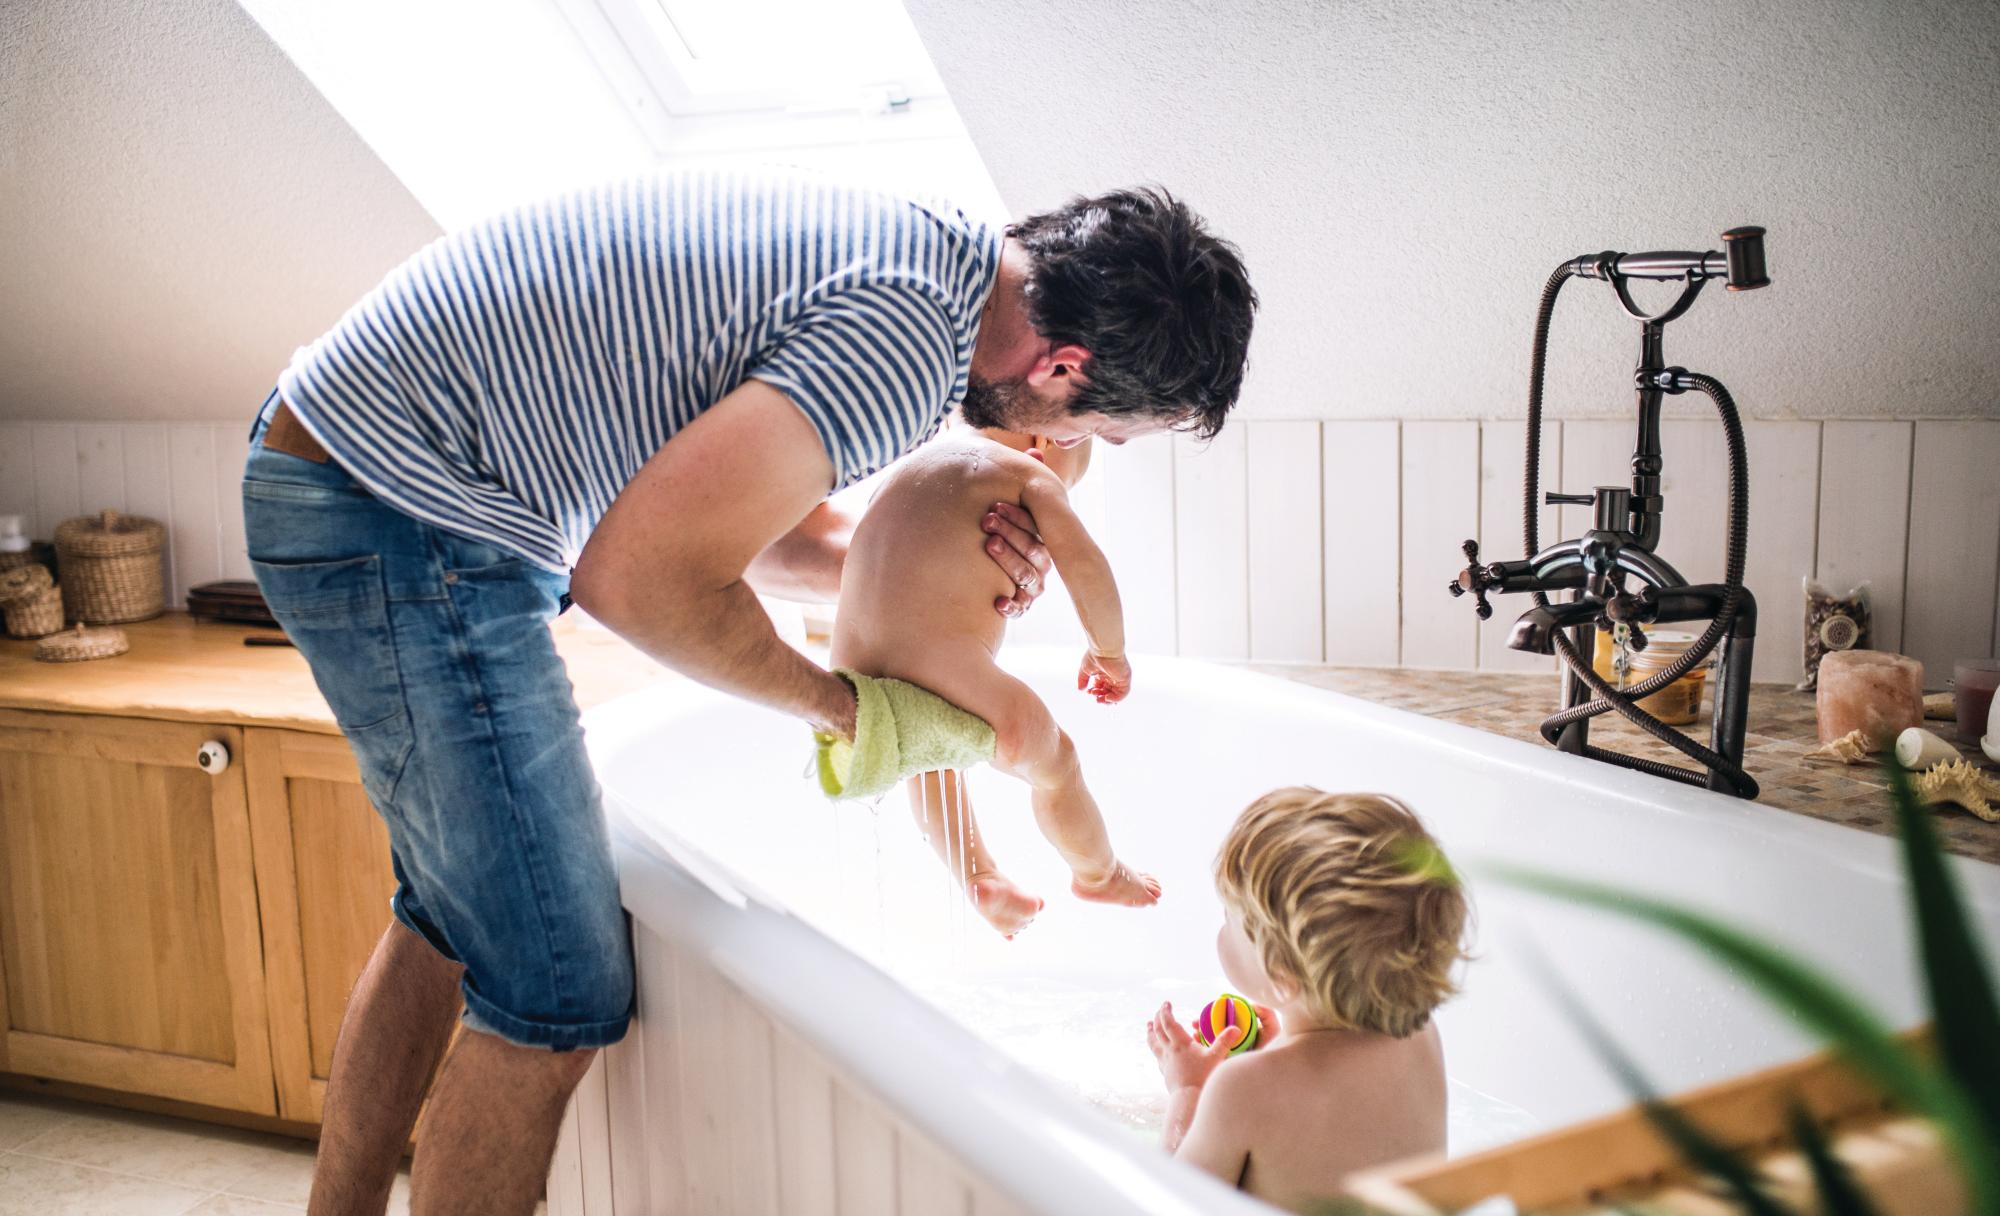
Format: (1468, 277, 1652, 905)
(1194, 993, 1260, 1054)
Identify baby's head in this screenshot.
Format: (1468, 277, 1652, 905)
(1213, 788, 1468, 1039)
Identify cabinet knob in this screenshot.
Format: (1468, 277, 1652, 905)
(196, 740, 231, 775)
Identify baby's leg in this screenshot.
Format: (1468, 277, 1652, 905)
(904, 770, 1042, 937)
(931, 657, 1160, 908)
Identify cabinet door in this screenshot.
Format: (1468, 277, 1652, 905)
(243, 728, 409, 1122)
(0, 710, 276, 1113)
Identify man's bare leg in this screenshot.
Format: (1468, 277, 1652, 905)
(906, 769, 1043, 936)
(409, 1031, 597, 1216)
(310, 922, 463, 1216)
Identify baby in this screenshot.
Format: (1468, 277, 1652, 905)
(831, 424, 1160, 936)
(1145, 788, 1469, 1211)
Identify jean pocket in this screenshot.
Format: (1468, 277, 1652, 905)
(252, 555, 417, 805)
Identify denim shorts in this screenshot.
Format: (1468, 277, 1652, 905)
(241, 393, 632, 1051)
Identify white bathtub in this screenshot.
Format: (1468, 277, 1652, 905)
(546, 650, 2000, 1215)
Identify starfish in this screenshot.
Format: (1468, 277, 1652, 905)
(1914, 758, 2000, 823)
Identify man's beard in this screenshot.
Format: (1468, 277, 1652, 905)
(958, 373, 1019, 430)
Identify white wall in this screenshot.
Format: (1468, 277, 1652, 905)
(0, 0, 442, 425)
(907, 0, 2000, 423)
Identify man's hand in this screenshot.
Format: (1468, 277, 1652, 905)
(982, 501, 1052, 617)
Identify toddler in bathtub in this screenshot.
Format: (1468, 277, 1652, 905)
(831, 426, 1160, 938)
(1145, 788, 1469, 1212)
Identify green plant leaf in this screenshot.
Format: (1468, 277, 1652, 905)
(1884, 757, 2000, 1139)
(1786, 1100, 1879, 1216)
(1489, 865, 2000, 1212)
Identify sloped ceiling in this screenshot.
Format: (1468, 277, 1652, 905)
(0, 0, 440, 422)
(907, 0, 2000, 419)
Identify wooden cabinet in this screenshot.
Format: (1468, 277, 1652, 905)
(0, 613, 666, 1129)
(0, 709, 278, 1113)
(243, 727, 403, 1122)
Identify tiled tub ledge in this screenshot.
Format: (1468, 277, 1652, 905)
(1248, 665, 2000, 868)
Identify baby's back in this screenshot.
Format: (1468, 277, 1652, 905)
(832, 430, 1040, 677)
(1234, 1024, 1447, 1212)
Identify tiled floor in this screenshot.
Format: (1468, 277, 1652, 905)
(0, 1091, 409, 1215)
(1256, 664, 2000, 866)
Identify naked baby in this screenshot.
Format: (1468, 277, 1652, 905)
(830, 426, 1160, 936)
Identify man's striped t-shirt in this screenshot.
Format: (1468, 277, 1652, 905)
(277, 168, 1003, 573)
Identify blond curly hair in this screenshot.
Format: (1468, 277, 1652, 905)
(1214, 788, 1469, 1038)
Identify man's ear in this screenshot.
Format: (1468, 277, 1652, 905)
(1026, 343, 1092, 389)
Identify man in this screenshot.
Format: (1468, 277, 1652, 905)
(242, 167, 1254, 1215)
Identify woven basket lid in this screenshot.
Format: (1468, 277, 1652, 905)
(34, 624, 130, 663)
(55, 509, 165, 557)
(0, 563, 53, 606)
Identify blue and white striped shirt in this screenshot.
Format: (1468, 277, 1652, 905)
(278, 168, 1002, 573)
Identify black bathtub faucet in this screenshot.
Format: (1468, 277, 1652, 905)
(1449, 227, 1769, 800)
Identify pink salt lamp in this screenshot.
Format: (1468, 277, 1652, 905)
(1816, 650, 1925, 748)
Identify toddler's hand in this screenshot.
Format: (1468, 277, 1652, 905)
(1078, 651, 1132, 704)
(1146, 1001, 1239, 1094)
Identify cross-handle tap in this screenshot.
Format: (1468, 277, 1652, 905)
(1448, 539, 1498, 620)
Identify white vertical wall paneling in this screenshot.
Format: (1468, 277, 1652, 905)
(673, 962, 778, 1213)
(0, 424, 35, 538)
(1399, 421, 1480, 669)
(1655, 419, 1730, 587)
(1093, 438, 1177, 654)
(832, 1078, 899, 1216)
(1321, 421, 1400, 666)
(1903, 420, 2000, 687)
(637, 930, 690, 1213)
(74, 424, 127, 516)
(895, 1123, 973, 1216)
(121, 425, 177, 607)
(772, 1024, 839, 1216)
(1817, 421, 1914, 654)
(1741, 422, 1823, 686)
(1556, 420, 1634, 543)
(1476, 420, 1561, 673)
(969, 1177, 1035, 1216)
(166, 423, 222, 607)
(1245, 420, 1323, 662)
(212, 423, 253, 579)
(30, 424, 80, 537)
(1172, 427, 1249, 660)
(602, 1032, 652, 1214)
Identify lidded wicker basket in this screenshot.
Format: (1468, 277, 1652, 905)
(1, 564, 65, 638)
(54, 509, 166, 624)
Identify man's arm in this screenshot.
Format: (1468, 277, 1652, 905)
(569, 380, 856, 738)
(744, 499, 859, 603)
(1019, 471, 1125, 659)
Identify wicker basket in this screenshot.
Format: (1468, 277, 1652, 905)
(54, 509, 166, 624)
(34, 624, 130, 663)
(3, 583, 65, 638)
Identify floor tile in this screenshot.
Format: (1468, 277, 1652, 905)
(0, 1152, 209, 1215)
(206, 1138, 316, 1206)
(14, 1103, 305, 1194)
(0, 1092, 78, 1152)
(186, 1197, 304, 1215)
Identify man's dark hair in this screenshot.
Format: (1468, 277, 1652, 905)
(1008, 188, 1256, 439)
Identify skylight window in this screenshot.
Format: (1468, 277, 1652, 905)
(624, 0, 945, 114)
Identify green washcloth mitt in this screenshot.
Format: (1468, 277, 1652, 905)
(814, 669, 997, 800)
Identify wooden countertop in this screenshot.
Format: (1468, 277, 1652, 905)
(0, 613, 676, 735)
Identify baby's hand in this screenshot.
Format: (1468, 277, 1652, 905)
(1146, 1001, 1239, 1094)
(1078, 651, 1132, 704)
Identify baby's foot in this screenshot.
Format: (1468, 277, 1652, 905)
(1072, 861, 1163, 907)
(967, 872, 1043, 939)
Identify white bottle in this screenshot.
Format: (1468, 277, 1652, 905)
(0, 515, 27, 554)
(1984, 689, 2000, 764)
